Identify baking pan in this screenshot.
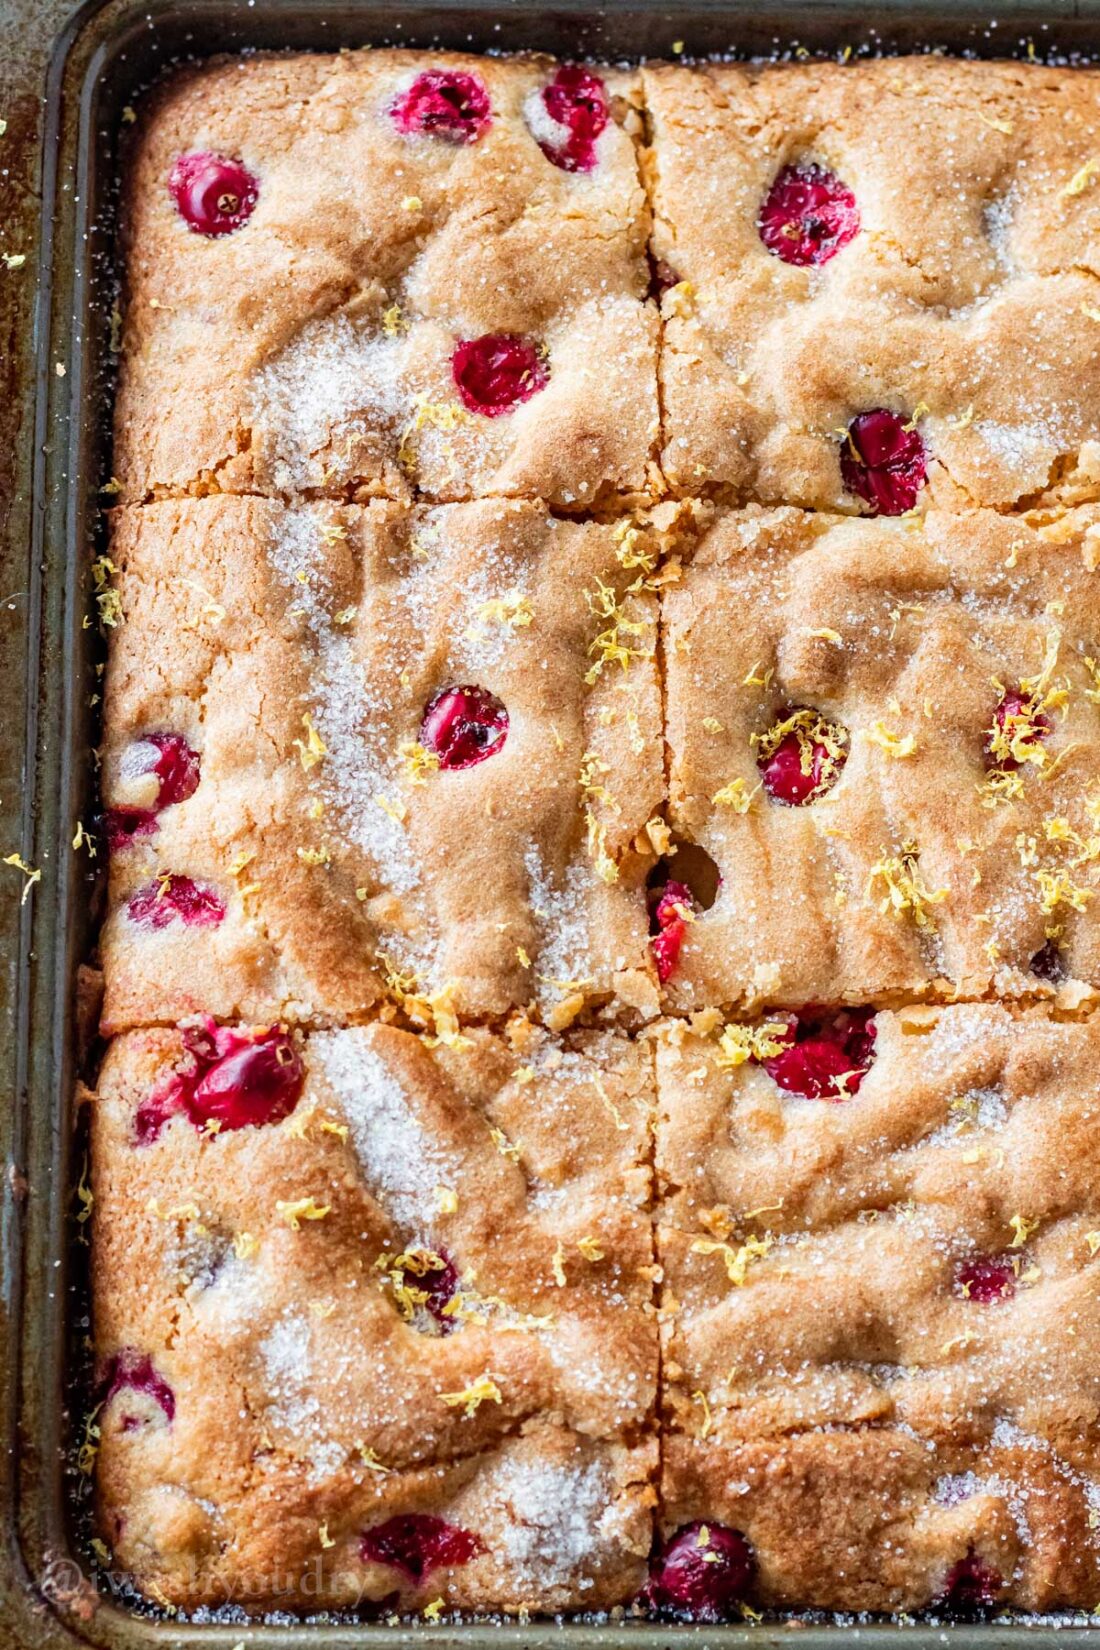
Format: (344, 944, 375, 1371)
(7, 0, 1100, 1646)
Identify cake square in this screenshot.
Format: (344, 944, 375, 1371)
(90, 1019, 658, 1611)
(652, 1005, 1100, 1614)
(646, 58, 1100, 514)
(114, 50, 660, 511)
(659, 503, 1100, 1011)
(98, 495, 666, 1034)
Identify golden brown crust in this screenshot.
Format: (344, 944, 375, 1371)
(647, 57, 1100, 511)
(92, 1021, 657, 1610)
(95, 50, 1100, 1618)
(99, 495, 664, 1033)
(661, 504, 1100, 1011)
(114, 50, 659, 510)
(655, 1005, 1100, 1612)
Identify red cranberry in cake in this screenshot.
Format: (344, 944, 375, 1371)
(985, 688, 1052, 772)
(134, 1019, 303, 1144)
(452, 334, 549, 417)
(169, 153, 258, 236)
(753, 707, 848, 806)
(760, 1008, 876, 1100)
(651, 879, 696, 984)
(648, 254, 681, 299)
(101, 1349, 175, 1426)
(104, 807, 158, 852)
(390, 70, 491, 144)
(940, 1548, 1003, 1613)
(360, 1514, 484, 1582)
(955, 1253, 1016, 1304)
(758, 163, 860, 266)
(532, 65, 609, 172)
(841, 410, 927, 515)
(182, 1024, 304, 1133)
(126, 876, 225, 931)
(640, 1522, 755, 1622)
(385, 1248, 461, 1334)
(141, 732, 200, 807)
(106, 733, 200, 851)
(420, 685, 508, 770)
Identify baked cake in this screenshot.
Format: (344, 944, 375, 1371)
(112, 52, 659, 511)
(646, 58, 1100, 512)
(98, 495, 665, 1034)
(660, 503, 1100, 1012)
(655, 1005, 1100, 1613)
(85, 46, 1100, 1620)
(90, 1020, 656, 1610)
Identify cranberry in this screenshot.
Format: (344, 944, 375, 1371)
(648, 253, 680, 299)
(133, 1018, 303, 1144)
(389, 1250, 460, 1333)
(104, 807, 159, 852)
(169, 152, 258, 236)
(142, 732, 201, 807)
(939, 1548, 1003, 1614)
(101, 1349, 175, 1423)
(452, 333, 549, 417)
(420, 1253, 460, 1331)
(651, 879, 695, 985)
(759, 163, 860, 266)
(360, 1514, 484, 1583)
(106, 733, 200, 852)
(756, 709, 848, 806)
(639, 1522, 755, 1623)
(126, 876, 225, 931)
(985, 689, 1052, 772)
(535, 65, 609, 172)
(420, 685, 508, 770)
(760, 1008, 876, 1100)
(391, 70, 491, 144)
(841, 410, 927, 515)
(955, 1254, 1016, 1304)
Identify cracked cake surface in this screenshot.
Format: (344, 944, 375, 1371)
(86, 45, 1100, 1622)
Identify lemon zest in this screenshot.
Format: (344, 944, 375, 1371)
(864, 721, 916, 758)
(866, 842, 948, 929)
(3, 852, 39, 904)
(1034, 867, 1092, 914)
(358, 1444, 391, 1473)
(690, 1233, 772, 1286)
(712, 777, 759, 812)
(439, 1374, 502, 1417)
(490, 1126, 521, 1162)
(294, 712, 327, 771)
(276, 1197, 331, 1229)
(715, 1020, 791, 1068)
(692, 1389, 713, 1439)
(1062, 157, 1100, 197)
